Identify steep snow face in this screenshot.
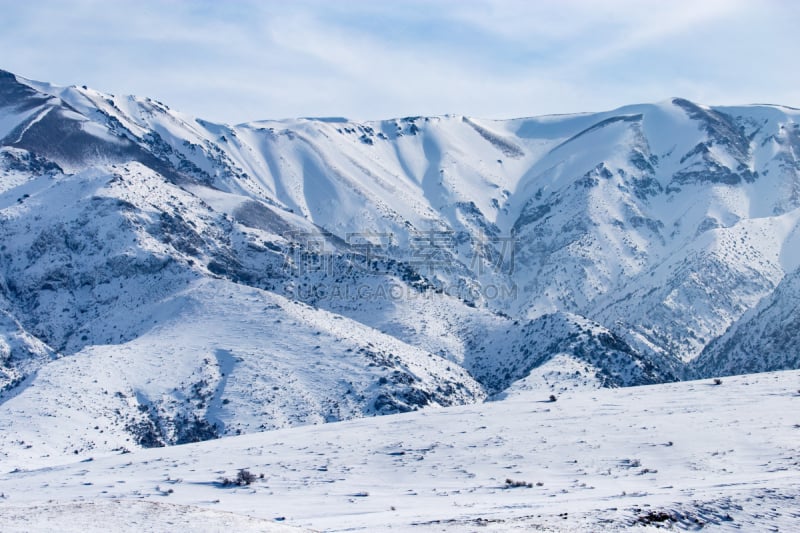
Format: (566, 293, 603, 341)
(0, 305, 54, 390)
(221, 100, 800, 367)
(2, 69, 800, 462)
(506, 102, 800, 363)
(692, 265, 800, 377)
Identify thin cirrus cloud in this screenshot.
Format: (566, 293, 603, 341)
(0, 0, 797, 124)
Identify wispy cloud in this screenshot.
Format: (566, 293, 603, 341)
(0, 0, 797, 122)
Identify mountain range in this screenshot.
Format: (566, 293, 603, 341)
(1, 68, 799, 466)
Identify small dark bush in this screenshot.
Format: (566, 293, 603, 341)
(549, 394, 557, 402)
(221, 468, 258, 487)
(504, 478, 533, 488)
(637, 511, 674, 525)
(236, 468, 257, 485)
(713, 378, 722, 386)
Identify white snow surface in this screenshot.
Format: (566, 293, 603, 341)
(2, 70, 800, 531)
(0, 370, 798, 531)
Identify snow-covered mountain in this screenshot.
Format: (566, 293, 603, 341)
(2, 68, 800, 464)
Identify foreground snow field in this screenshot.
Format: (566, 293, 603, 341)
(1, 370, 797, 531)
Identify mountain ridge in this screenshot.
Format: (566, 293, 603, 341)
(2, 68, 799, 464)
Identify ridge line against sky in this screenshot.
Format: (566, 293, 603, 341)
(1, 0, 798, 124)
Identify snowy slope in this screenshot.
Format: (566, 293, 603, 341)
(0, 501, 305, 533)
(3, 67, 800, 466)
(692, 265, 800, 376)
(0, 370, 797, 531)
(0, 277, 484, 469)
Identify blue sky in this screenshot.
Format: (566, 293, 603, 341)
(1, 0, 798, 123)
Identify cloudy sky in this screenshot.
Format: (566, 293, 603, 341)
(1, 0, 798, 123)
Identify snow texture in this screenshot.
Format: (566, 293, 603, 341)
(1, 69, 800, 528)
(0, 370, 797, 531)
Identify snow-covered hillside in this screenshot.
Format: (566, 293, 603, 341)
(2, 67, 800, 465)
(692, 266, 800, 376)
(0, 370, 797, 531)
(0, 279, 483, 469)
